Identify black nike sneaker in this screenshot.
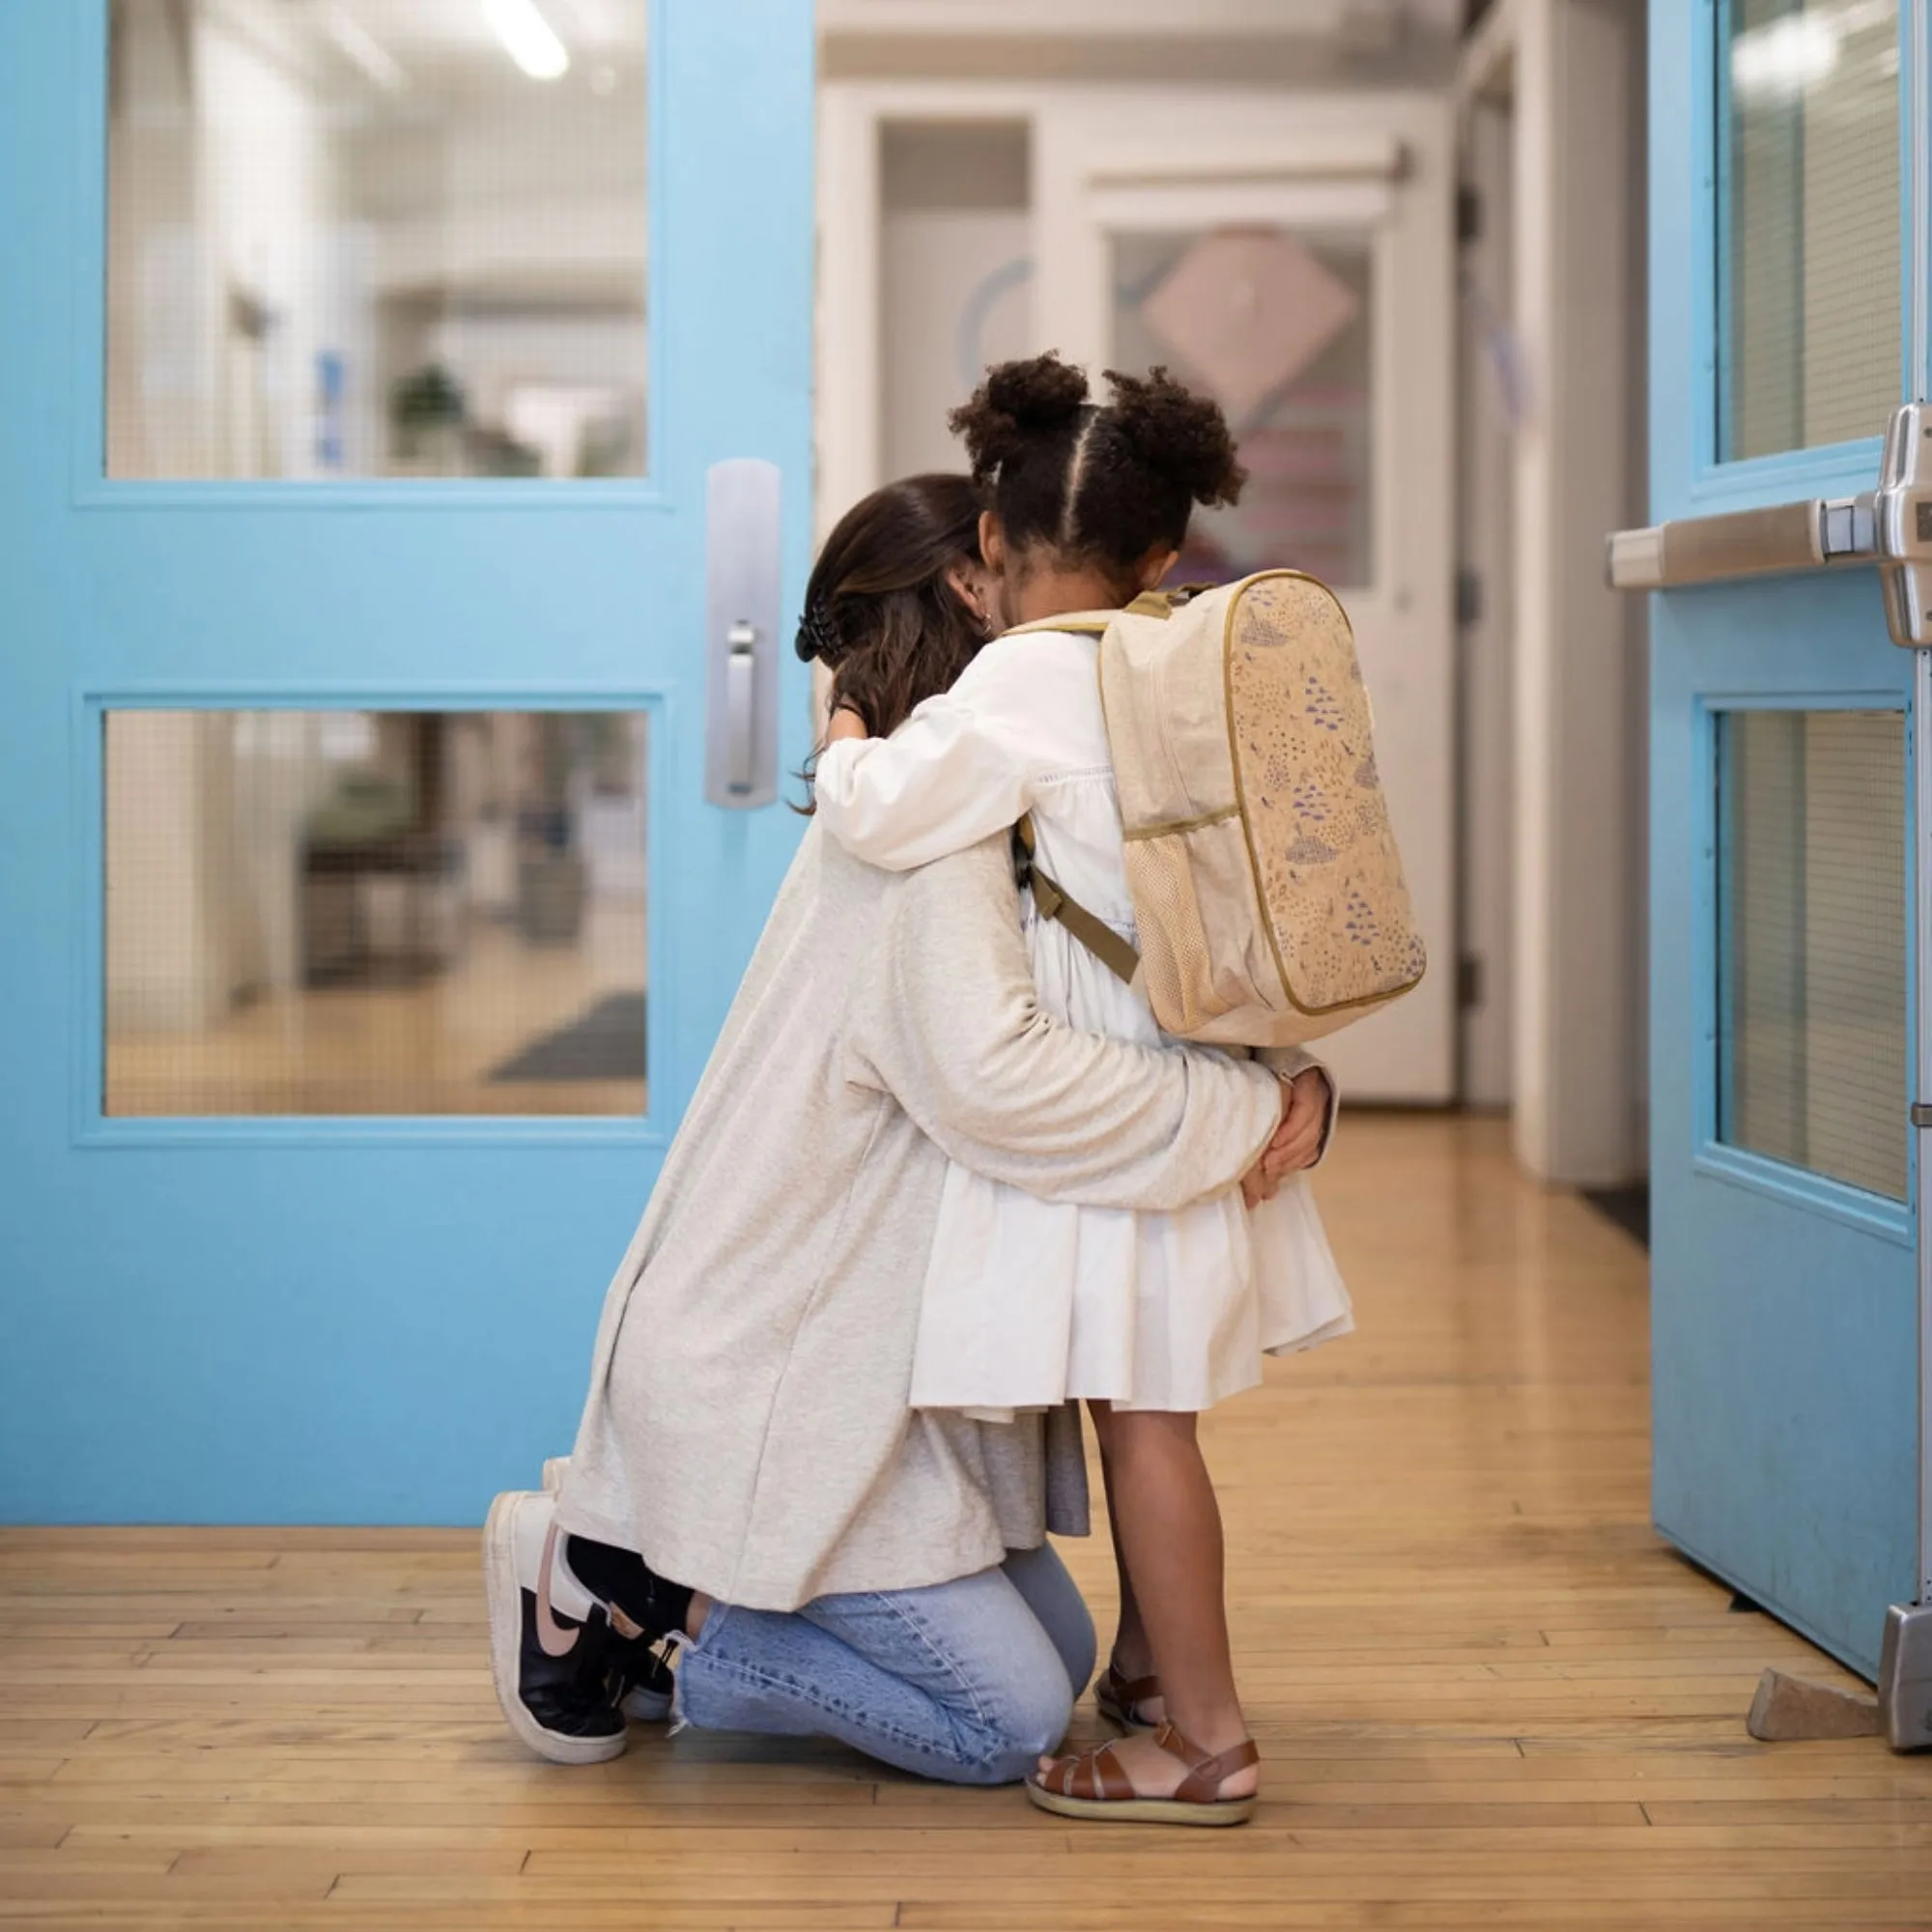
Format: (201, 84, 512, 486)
(537, 1461, 672, 1723)
(484, 1489, 666, 1764)
(537, 1460, 673, 1724)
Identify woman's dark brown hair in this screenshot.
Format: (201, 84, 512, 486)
(949, 353, 1245, 599)
(794, 472, 986, 743)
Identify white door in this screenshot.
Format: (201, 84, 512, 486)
(1034, 92, 1458, 1102)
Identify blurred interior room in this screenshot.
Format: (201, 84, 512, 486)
(104, 707, 650, 1116)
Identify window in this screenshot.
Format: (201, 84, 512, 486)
(106, 0, 648, 480)
(1719, 0, 1899, 461)
(104, 709, 649, 1116)
(1717, 706, 1907, 1199)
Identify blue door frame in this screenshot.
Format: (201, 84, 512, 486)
(1647, 0, 1923, 1676)
(0, 2, 815, 1524)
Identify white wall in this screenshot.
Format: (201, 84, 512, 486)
(881, 208, 1032, 479)
(107, 3, 336, 479)
(875, 122, 1034, 488)
(106, 5, 197, 480)
(106, 715, 220, 1034)
(106, 712, 340, 1036)
(1463, 0, 1647, 1183)
(192, 14, 336, 480)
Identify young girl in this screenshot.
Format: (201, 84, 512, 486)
(813, 355, 1353, 1824)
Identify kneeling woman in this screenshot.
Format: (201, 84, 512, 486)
(484, 473, 1331, 1786)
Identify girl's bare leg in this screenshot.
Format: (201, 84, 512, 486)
(1093, 1422, 1165, 1723)
(1051, 1402, 1256, 1799)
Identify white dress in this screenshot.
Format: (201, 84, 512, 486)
(814, 627, 1354, 1416)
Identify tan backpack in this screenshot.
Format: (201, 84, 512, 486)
(1010, 570, 1425, 1048)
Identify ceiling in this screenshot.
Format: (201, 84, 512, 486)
(815, 0, 1465, 86)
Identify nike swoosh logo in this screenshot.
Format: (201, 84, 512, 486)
(534, 1519, 580, 1659)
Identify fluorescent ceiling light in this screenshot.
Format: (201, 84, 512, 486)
(325, 7, 408, 93)
(1729, 0, 1896, 106)
(1731, 14, 1838, 101)
(484, 0, 571, 80)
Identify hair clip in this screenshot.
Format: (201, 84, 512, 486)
(794, 597, 844, 664)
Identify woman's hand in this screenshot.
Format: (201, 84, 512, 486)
(826, 706, 869, 744)
(1240, 1067, 1333, 1207)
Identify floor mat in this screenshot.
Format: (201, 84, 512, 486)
(489, 991, 646, 1082)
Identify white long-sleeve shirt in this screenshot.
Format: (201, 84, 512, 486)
(814, 628, 1136, 933)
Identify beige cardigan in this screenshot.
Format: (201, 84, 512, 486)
(556, 826, 1291, 1612)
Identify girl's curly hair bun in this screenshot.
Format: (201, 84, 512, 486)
(1105, 365, 1247, 509)
(948, 353, 1090, 482)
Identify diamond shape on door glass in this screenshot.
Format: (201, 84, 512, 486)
(1140, 230, 1360, 425)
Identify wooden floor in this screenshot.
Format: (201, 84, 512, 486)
(5, 1114, 1931, 1929)
(107, 901, 646, 1119)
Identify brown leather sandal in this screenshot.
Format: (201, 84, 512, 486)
(1093, 1662, 1162, 1732)
(1025, 1720, 1260, 1827)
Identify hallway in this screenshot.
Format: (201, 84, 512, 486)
(3, 1114, 1929, 1927)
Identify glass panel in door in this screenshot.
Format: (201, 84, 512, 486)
(107, 0, 649, 480)
(103, 708, 650, 1117)
(1720, 0, 1900, 460)
(1716, 706, 1908, 1199)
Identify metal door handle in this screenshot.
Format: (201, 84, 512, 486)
(1605, 403, 1932, 646)
(724, 621, 757, 795)
(1606, 497, 1875, 590)
(704, 458, 782, 810)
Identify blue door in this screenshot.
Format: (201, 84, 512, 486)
(1636, 1, 1925, 1675)
(0, 2, 813, 1522)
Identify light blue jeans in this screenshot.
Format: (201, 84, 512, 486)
(675, 1543, 1095, 1786)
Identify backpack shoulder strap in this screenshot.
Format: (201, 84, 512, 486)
(1011, 816, 1140, 988)
(1001, 591, 1178, 641)
(1002, 613, 1111, 639)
